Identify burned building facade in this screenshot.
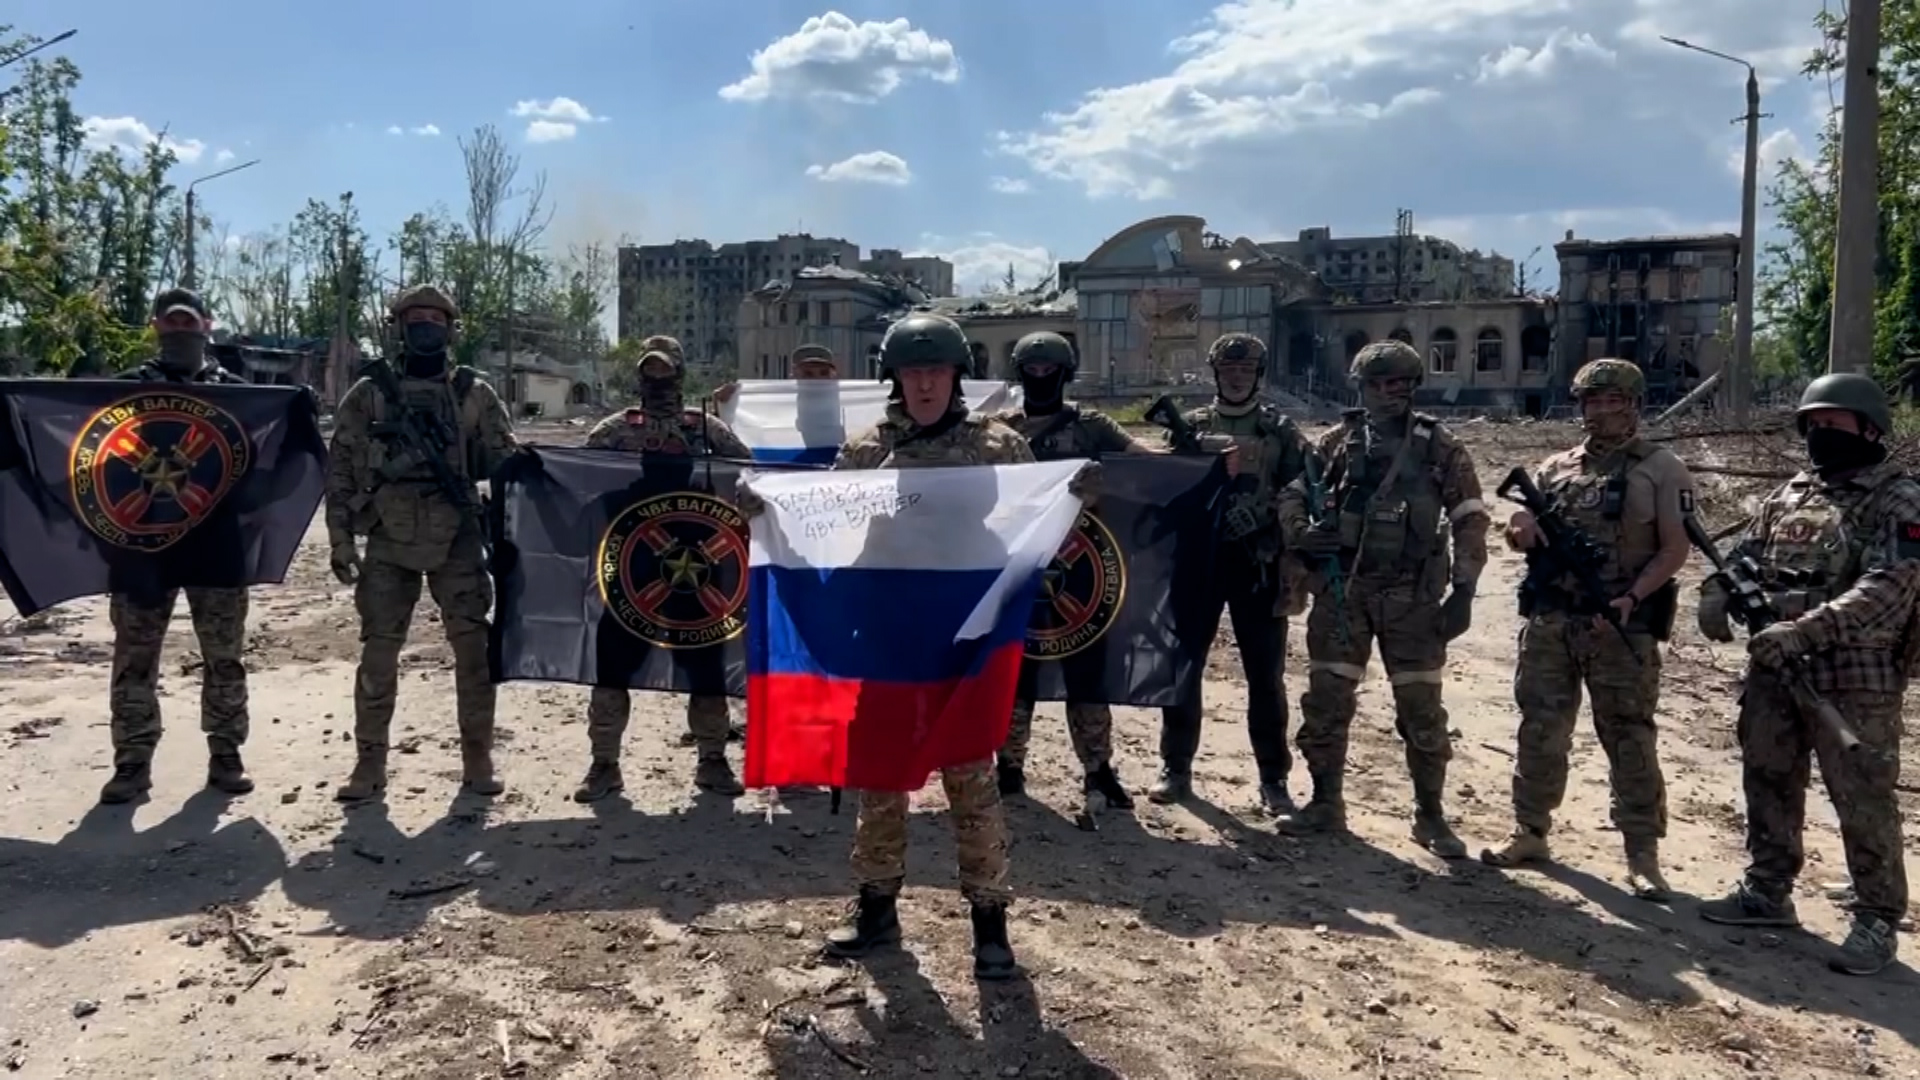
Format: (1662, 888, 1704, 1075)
(1553, 231, 1739, 407)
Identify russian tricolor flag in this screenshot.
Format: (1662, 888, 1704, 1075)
(737, 459, 1086, 791)
(717, 380, 1023, 466)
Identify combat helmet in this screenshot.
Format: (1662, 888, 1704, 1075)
(1208, 332, 1266, 367)
(1571, 358, 1645, 399)
(388, 284, 460, 323)
(637, 334, 685, 377)
(878, 313, 972, 377)
(1350, 339, 1424, 385)
(1011, 331, 1077, 378)
(1795, 371, 1893, 437)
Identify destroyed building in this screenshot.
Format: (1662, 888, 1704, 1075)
(1553, 231, 1739, 409)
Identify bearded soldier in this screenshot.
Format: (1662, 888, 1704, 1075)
(990, 331, 1160, 810)
(573, 335, 754, 803)
(98, 287, 254, 804)
(1697, 373, 1918, 976)
(1275, 340, 1487, 856)
(325, 285, 519, 801)
(1152, 332, 1311, 814)
(1480, 360, 1692, 899)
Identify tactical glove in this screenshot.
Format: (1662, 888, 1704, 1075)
(1068, 460, 1103, 507)
(329, 540, 361, 587)
(1696, 576, 1734, 643)
(1748, 622, 1810, 668)
(1294, 526, 1343, 557)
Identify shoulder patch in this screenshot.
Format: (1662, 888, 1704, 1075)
(1679, 490, 1696, 514)
(1898, 522, 1920, 560)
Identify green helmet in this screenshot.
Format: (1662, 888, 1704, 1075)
(1350, 340, 1424, 384)
(1796, 372, 1893, 437)
(1012, 331, 1077, 377)
(1571, 358, 1645, 399)
(1208, 332, 1266, 367)
(879, 313, 971, 377)
(389, 284, 459, 322)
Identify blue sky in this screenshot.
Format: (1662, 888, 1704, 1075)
(13, 0, 1831, 295)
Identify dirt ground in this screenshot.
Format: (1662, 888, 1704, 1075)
(2, 415, 1917, 1080)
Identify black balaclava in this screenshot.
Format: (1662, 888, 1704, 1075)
(1018, 364, 1068, 415)
(155, 331, 209, 377)
(401, 321, 450, 379)
(1806, 422, 1888, 476)
(640, 365, 682, 417)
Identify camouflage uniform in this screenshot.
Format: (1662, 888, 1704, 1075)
(1153, 333, 1311, 814)
(992, 331, 1157, 810)
(574, 335, 753, 803)
(1276, 341, 1489, 856)
(324, 285, 519, 802)
(1482, 361, 1692, 897)
(821, 313, 1031, 982)
(1698, 373, 1917, 976)
(98, 286, 255, 805)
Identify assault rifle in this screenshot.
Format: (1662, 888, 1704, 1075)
(1495, 466, 1638, 660)
(1680, 514, 1872, 762)
(1300, 452, 1349, 645)
(363, 359, 492, 566)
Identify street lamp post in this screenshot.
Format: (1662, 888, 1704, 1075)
(181, 159, 260, 289)
(1662, 35, 1762, 425)
(0, 28, 76, 70)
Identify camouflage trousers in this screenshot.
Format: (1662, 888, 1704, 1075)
(352, 553, 494, 746)
(1508, 612, 1666, 841)
(998, 697, 1112, 772)
(586, 688, 730, 759)
(108, 588, 250, 765)
(1738, 670, 1907, 924)
(1296, 582, 1450, 799)
(851, 758, 1011, 906)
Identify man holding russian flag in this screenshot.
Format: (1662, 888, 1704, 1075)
(736, 313, 1093, 982)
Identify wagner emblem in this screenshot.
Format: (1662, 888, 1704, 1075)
(68, 393, 251, 553)
(1027, 509, 1126, 660)
(597, 492, 749, 648)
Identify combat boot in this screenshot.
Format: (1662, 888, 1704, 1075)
(335, 742, 388, 802)
(1623, 838, 1671, 901)
(969, 903, 1018, 981)
(694, 751, 744, 796)
(1410, 804, 1467, 860)
(461, 740, 504, 797)
(1830, 916, 1899, 976)
(1276, 773, 1344, 835)
(1258, 781, 1297, 817)
(1147, 766, 1192, 805)
(1479, 827, 1549, 868)
(996, 761, 1026, 797)
(824, 887, 901, 959)
(1698, 881, 1800, 928)
(573, 759, 624, 803)
(1085, 764, 1133, 809)
(98, 760, 153, 805)
(206, 738, 254, 795)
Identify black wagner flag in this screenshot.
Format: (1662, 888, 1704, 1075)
(488, 447, 789, 695)
(0, 379, 328, 617)
(1022, 453, 1228, 707)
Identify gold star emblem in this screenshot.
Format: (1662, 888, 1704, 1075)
(661, 547, 708, 590)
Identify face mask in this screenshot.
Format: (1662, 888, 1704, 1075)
(403, 321, 449, 358)
(641, 375, 680, 414)
(1019, 369, 1066, 411)
(1806, 426, 1887, 474)
(156, 331, 207, 372)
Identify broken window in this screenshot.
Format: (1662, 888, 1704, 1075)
(1476, 328, 1504, 373)
(1430, 327, 1458, 372)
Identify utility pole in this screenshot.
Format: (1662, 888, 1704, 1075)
(181, 158, 260, 289)
(1661, 35, 1763, 424)
(1828, 0, 1882, 375)
(333, 197, 352, 401)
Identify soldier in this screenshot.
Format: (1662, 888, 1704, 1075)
(573, 334, 754, 803)
(1697, 373, 1917, 976)
(1479, 360, 1692, 898)
(1152, 332, 1311, 815)
(1275, 340, 1488, 856)
(324, 285, 519, 802)
(797, 312, 1068, 982)
(98, 287, 255, 805)
(712, 343, 838, 406)
(990, 330, 1159, 809)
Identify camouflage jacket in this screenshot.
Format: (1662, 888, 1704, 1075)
(118, 359, 246, 384)
(1280, 411, 1489, 595)
(324, 365, 517, 567)
(835, 404, 1035, 470)
(586, 406, 751, 457)
(992, 404, 1152, 461)
(1733, 460, 1920, 693)
(1168, 400, 1310, 561)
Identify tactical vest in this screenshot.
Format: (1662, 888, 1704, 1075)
(1010, 406, 1085, 461)
(363, 366, 480, 486)
(1532, 439, 1679, 635)
(1757, 471, 1903, 620)
(1332, 413, 1447, 578)
(1191, 402, 1293, 542)
(125, 360, 243, 384)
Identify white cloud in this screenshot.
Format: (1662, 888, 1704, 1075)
(909, 234, 1055, 295)
(805, 150, 912, 185)
(385, 123, 440, 137)
(215, 148, 235, 164)
(1729, 127, 1808, 177)
(719, 13, 960, 103)
(989, 176, 1030, 194)
(81, 116, 206, 165)
(510, 97, 606, 142)
(1474, 28, 1615, 82)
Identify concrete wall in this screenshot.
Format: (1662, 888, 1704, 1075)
(735, 289, 891, 378)
(1306, 300, 1557, 414)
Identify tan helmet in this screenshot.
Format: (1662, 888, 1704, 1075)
(637, 334, 685, 376)
(1208, 332, 1266, 366)
(1350, 339, 1424, 384)
(388, 284, 459, 322)
(1572, 358, 1645, 399)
